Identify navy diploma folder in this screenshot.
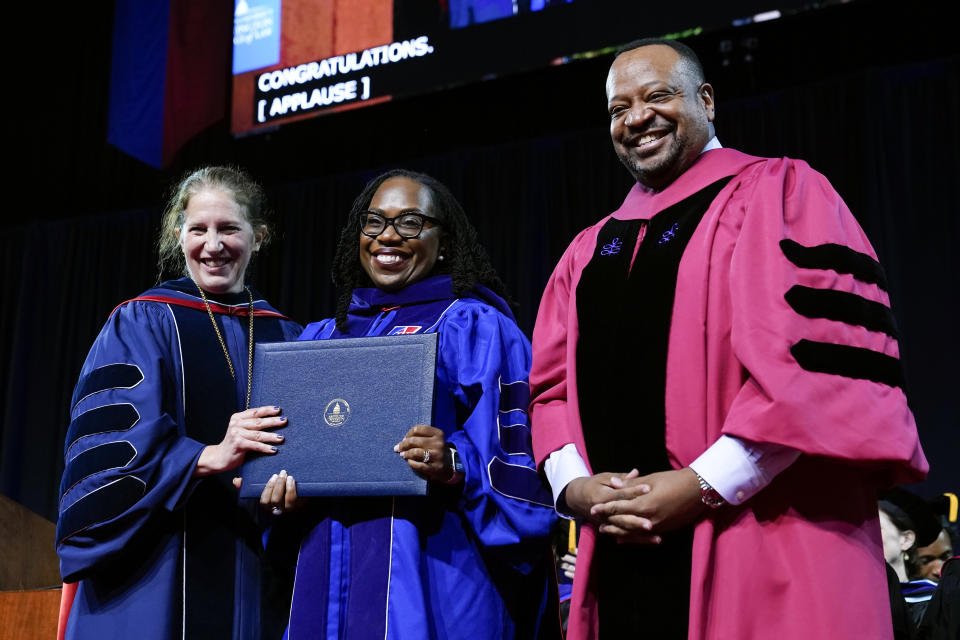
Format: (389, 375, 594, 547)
(238, 333, 437, 497)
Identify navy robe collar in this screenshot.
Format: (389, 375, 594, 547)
(158, 276, 264, 306)
(348, 275, 515, 322)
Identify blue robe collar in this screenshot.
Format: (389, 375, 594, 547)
(111, 277, 289, 320)
(349, 275, 515, 322)
(157, 277, 263, 306)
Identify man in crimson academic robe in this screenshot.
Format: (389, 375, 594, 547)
(529, 38, 928, 639)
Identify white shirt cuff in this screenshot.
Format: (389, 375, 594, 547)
(544, 443, 590, 515)
(689, 435, 801, 505)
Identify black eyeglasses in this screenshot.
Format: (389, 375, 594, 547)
(359, 211, 443, 239)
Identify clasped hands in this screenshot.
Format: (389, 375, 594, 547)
(563, 467, 707, 544)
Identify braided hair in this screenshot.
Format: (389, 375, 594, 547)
(331, 169, 512, 331)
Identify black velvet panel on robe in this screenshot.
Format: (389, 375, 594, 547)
(575, 178, 731, 637)
(173, 293, 292, 640)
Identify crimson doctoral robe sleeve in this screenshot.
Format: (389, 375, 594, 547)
(717, 158, 926, 482)
(529, 227, 596, 468)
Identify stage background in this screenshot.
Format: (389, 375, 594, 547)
(3, 0, 957, 527)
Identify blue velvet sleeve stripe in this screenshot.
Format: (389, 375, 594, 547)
(784, 285, 899, 338)
(57, 475, 147, 543)
(65, 403, 140, 455)
(61, 441, 138, 498)
(73, 363, 144, 408)
(498, 412, 533, 456)
(779, 239, 888, 291)
(499, 379, 530, 413)
(790, 339, 904, 389)
(487, 458, 553, 507)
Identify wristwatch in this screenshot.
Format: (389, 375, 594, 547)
(695, 472, 725, 508)
(444, 445, 465, 484)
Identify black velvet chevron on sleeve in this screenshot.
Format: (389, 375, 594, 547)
(57, 475, 147, 543)
(73, 363, 144, 407)
(498, 379, 530, 413)
(780, 239, 908, 387)
(784, 285, 900, 338)
(61, 441, 137, 497)
(780, 239, 889, 291)
(65, 403, 140, 455)
(790, 339, 905, 389)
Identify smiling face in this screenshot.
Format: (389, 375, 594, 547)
(606, 44, 715, 190)
(177, 187, 264, 294)
(359, 177, 445, 292)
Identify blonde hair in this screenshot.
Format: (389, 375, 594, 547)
(156, 166, 272, 280)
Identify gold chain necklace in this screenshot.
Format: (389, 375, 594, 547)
(196, 283, 255, 410)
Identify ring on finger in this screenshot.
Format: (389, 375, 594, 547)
(271, 506, 282, 515)
(422, 449, 431, 464)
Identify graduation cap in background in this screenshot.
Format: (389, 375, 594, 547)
(879, 487, 943, 547)
(927, 492, 959, 525)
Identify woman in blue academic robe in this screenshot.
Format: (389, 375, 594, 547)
(56, 167, 301, 640)
(261, 169, 558, 639)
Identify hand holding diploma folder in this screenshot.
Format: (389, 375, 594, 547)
(238, 333, 437, 498)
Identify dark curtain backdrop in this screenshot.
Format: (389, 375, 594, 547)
(3, 55, 957, 523)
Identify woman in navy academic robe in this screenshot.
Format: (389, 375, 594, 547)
(260, 169, 558, 639)
(56, 167, 301, 640)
